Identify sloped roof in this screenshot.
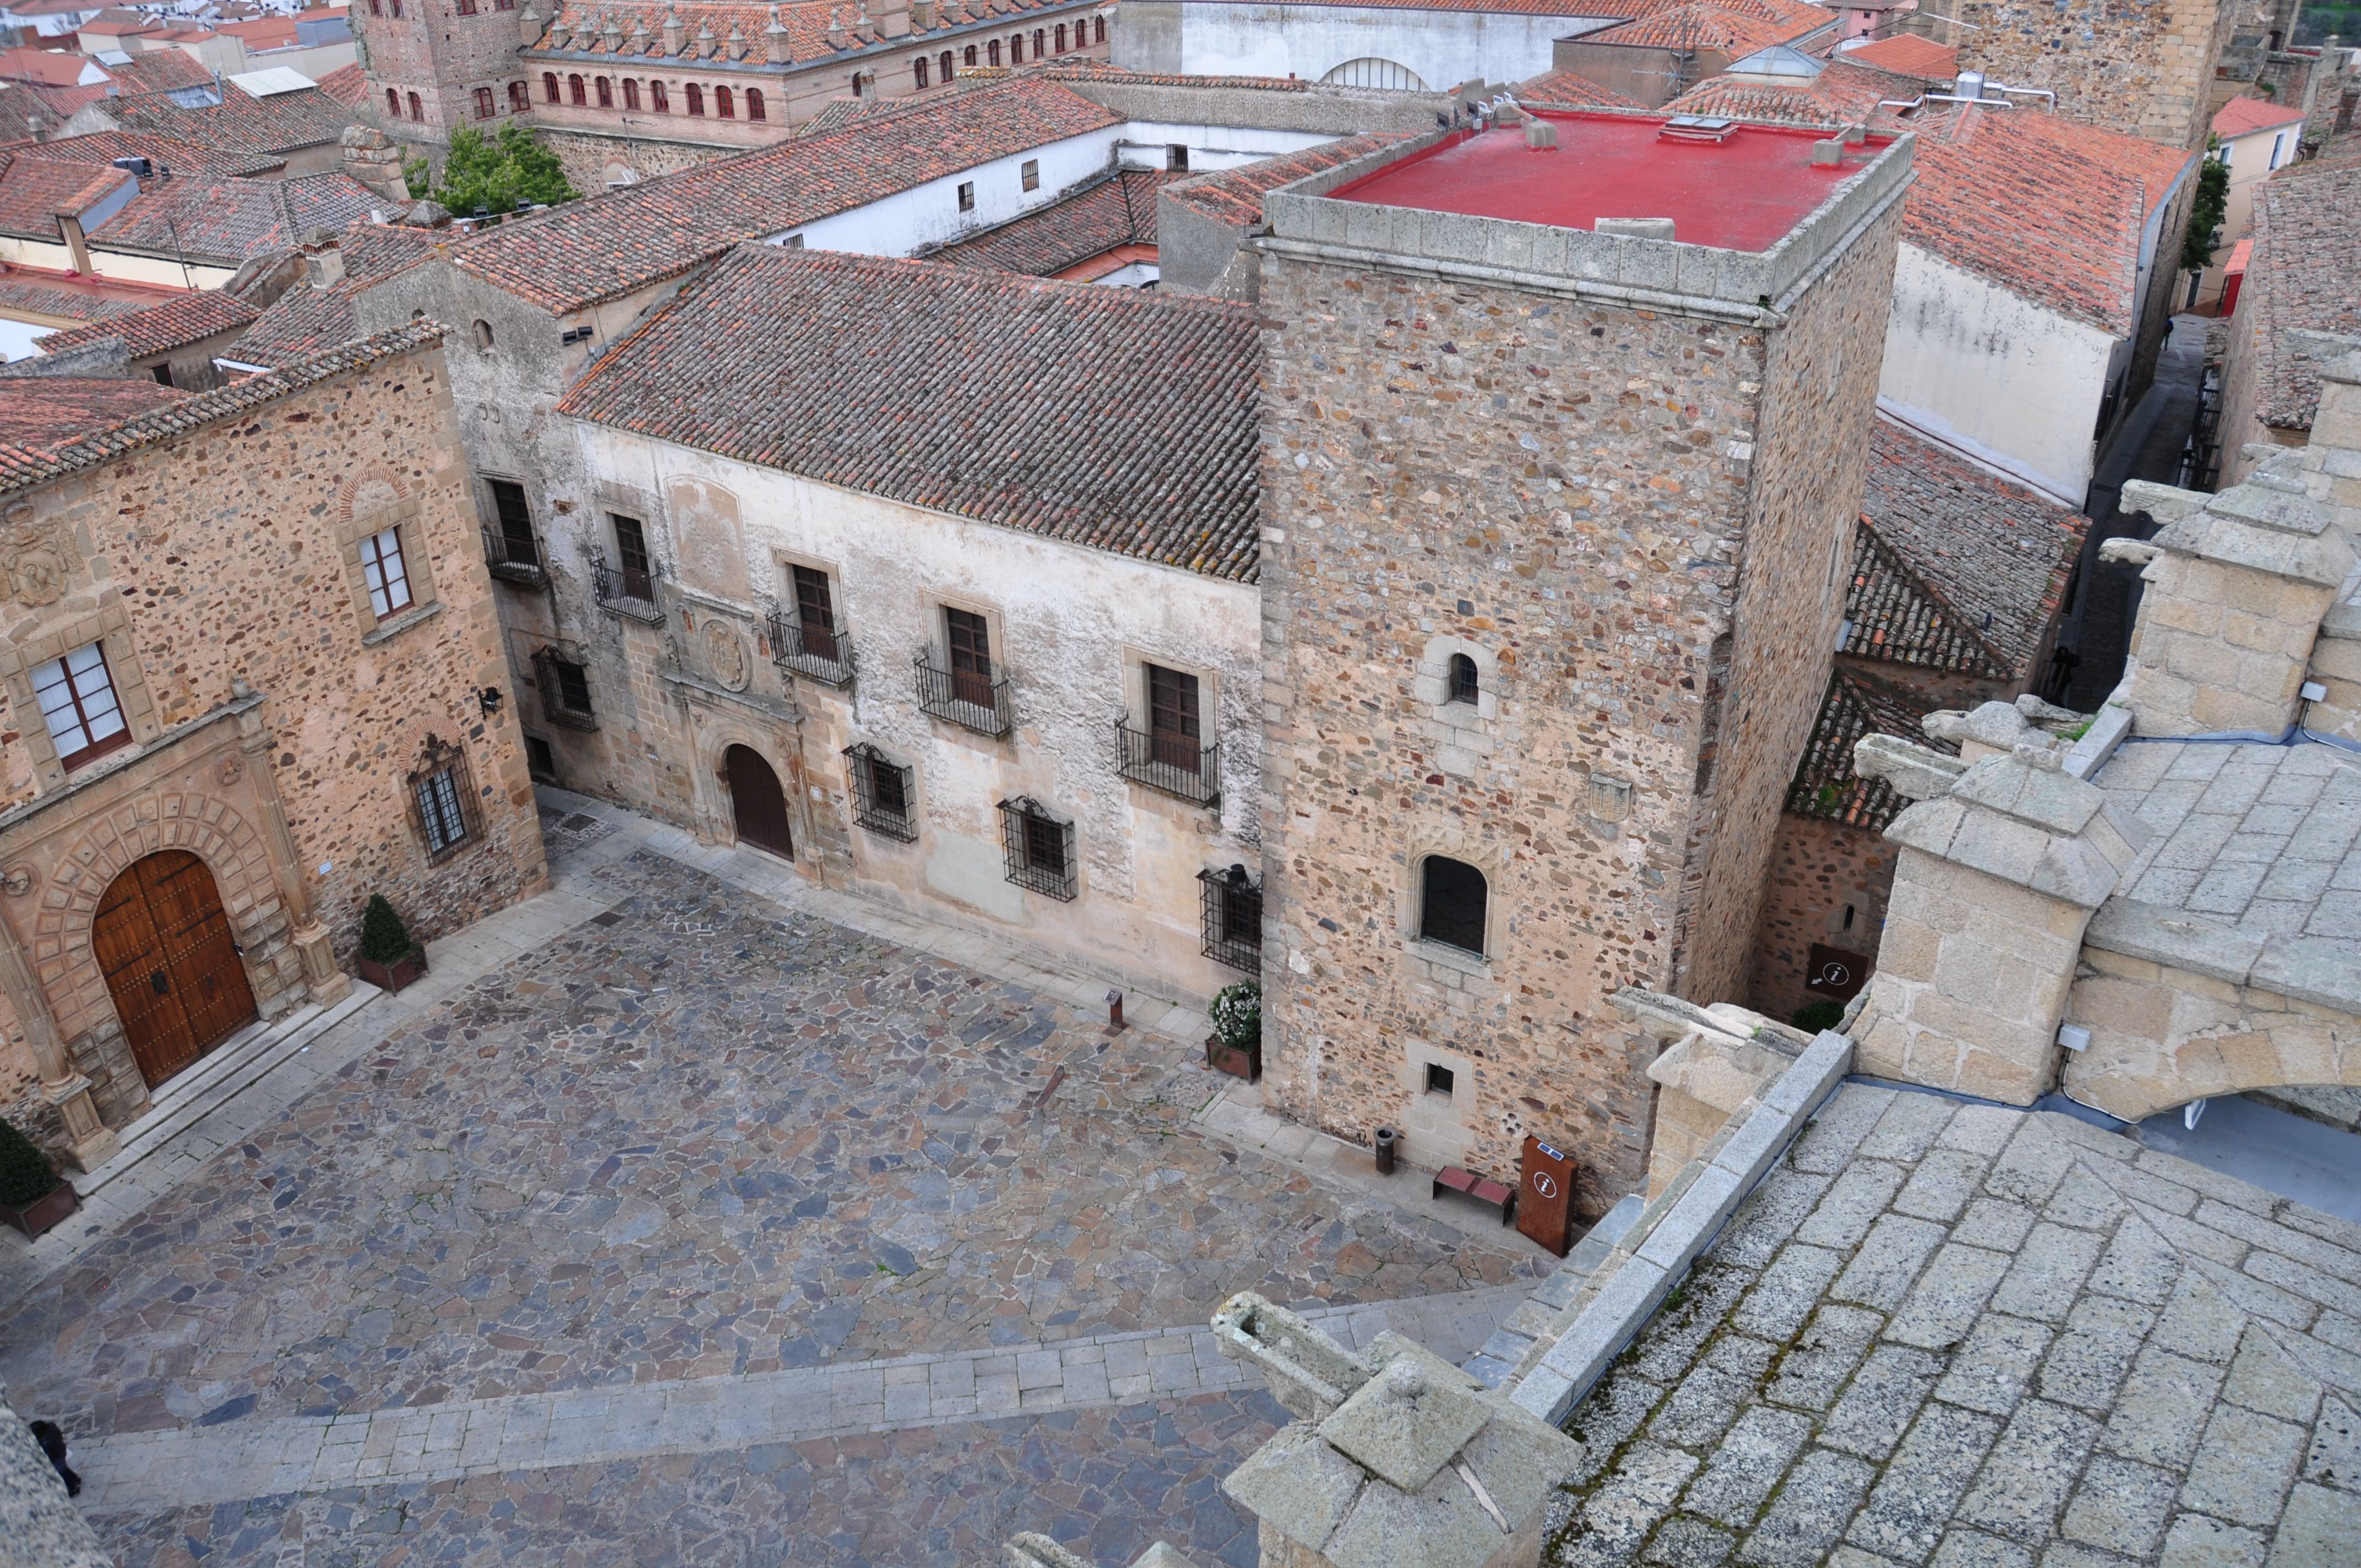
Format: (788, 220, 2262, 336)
(6, 128, 286, 178)
(229, 219, 443, 367)
(0, 373, 183, 446)
(312, 61, 369, 107)
(0, 321, 443, 493)
(1583, 0, 1832, 53)
(525, 0, 1094, 69)
(1783, 665, 1952, 830)
(91, 170, 384, 266)
(0, 276, 150, 325)
(1160, 130, 1409, 227)
(2243, 150, 2361, 432)
(38, 287, 258, 357)
(0, 46, 105, 87)
(2212, 94, 2308, 139)
(450, 74, 1122, 313)
(1840, 418, 2086, 679)
(1841, 31, 1956, 79)
(928, 168, 1172, 275)
(557, 246, 1263, 581)
(0, 156, 129, 241)
(95, 79, 354, 154)
(1515, 67, 1645, 107)
(1663, 56, 1922, 128)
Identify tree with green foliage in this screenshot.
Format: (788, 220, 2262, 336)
(359, 894, 417, 965)
(401, 149, 432, 203)
(2180, 143, 2230, 274)
(430, 123, 577, 216)
(0, 1116, 59, 1209)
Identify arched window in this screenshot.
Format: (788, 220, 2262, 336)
(939, 48, 953, 80)
(964, 42, 977, 64)
(985, 38, 999, 64)
(715, 84, 733, 117)
(455, 0, 475, 13)
(746, 87, 765, 119)
(1419, 857, 1487, 955)
(913, 56, 928, 87)
(595, 75, 612, 107)
(1094, 15, 1104, 41)
(1032, 28, 1044, 56)
(543, 70, 558, 101)
(367, 0, 380, 14)
(385, 85, 400, 116)
(568, 72, 585, 105)
(1008, 32, 1021, 61)
(686, 82, 704, 114)
(471, 319, 494, 350)
(622, 77, 640, 109)
(650, 79, 669, 111)
(407, 89, 422, 118)
(1448, 653, 1479, 704)
(1054, 22, 1067, 51)
(474, 84, 494, 117)
(508, 79, 528, 110)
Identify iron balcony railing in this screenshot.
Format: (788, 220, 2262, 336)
(1115, 718, 1219, 805)
(915, 651, 1012, 737)
(769, 606, 855, 687)
(589, 548, 665, 624)
(479, 524, 547, 587)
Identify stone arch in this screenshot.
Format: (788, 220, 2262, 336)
(32, 791, 285, 1046)
(1321, 56, 1426, 90)
(687, 709, 806, 862)
(2060, 967, 2360, 1124)
(335, 466, 411, 530)
(1395, 823, 1506, 961)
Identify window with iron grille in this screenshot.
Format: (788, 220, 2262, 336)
(1117, 662, 1218, 803)
(31, 641, 132, 771)
(999, 797, 1075, 900)
(533, 647, 597, 729)
(844, 743, 917, 841)
(1448, 652, 1479, 704)
(1198, 864, 1261, 972)
(408, 738, 479, 862)
(481, 478, 543, 582)
(1419, 856, 1487, 955)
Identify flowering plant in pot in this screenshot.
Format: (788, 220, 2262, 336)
(355, 895, 428, 993)
(1205, 981, 1261, 1081)
(0, 1115, 76, 1240)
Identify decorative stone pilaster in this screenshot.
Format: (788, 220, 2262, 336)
(0, 912, 115, 1169)
(1849, 744, 2148, 1105)
(237, 698, 352, 1008)
(1215, 1292, 1580, 1568)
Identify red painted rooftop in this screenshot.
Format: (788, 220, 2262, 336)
(1330, 111, 1891, 253)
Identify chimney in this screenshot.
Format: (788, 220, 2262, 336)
(340, 123, 410, 202)
(662, 1, 683, 53)
(547, 15, 569, 46)
(764, 4, 790, 60)
(517, 0, 543, 45)
(911, 0, 932, 29)
(725, 22, 745, 57)
(875, 0, 909, 37)
(303, 238, 344, 289)
(825, 6, 845, 48)
(628, 17, 649, 51)
(601, 12, 622, 48)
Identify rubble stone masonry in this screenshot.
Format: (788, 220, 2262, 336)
(1253, 200, 1901, 1210)
(1925, 0, 2239, 149)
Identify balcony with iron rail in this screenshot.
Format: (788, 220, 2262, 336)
(768, 606, 855, 688)
(915, 651, 1012, 737)
(1116, 718, 1219, 805)
(480, 524, 548, 589)
(590, 549, 665, 624)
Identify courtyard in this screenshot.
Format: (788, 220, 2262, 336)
(0, 820, 1546, 1566)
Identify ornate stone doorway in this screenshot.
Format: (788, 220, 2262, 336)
(91, 849, 258, 1089)
(725, 744, 795, 861)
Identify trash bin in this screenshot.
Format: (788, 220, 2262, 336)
(1374, 1126, 1398, 1175)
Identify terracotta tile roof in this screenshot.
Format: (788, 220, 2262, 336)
(1840, 32, 1956, 79)
(312, 62, 369, 107)
(557, 245, 1261, 580)
(91, 171, 385, 267)
(792, 95, 892, 136)
(94, 50, 220, 96)
(0, 374, 185, 447)
(37, 287, 259, 357)
(928, 167, 1170, 274)
(1784, 666, 1954, 830)
(2212, 95, 2308, 139)
(0, 46, 104, 88)
(1898, 104, 2167, 334)
(1584, 0, 1833, 53)
(1664, 56, 1920, 126)
(0, 320, 444, 493)
(1161, 131, 1408, 227)
(451, 74, 1121, 312)
(2243, 152, 2361, 432)
(6, 129, 287, 179)
(526, 0, 1094, 69)
(1032, 63, 1310, 90)
(0, 156, 130, 241)
(95, 80, 356, 155)
(1840, 419, 2085, 679)
(0, 277, 148, 324)
(230, 220, 443, 367)
(1515, 68, 1644, 107)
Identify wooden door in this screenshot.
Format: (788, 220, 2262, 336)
(726, 744, 795, 860)
(91, 850, 258, 1090)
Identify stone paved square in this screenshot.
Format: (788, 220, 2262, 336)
(1, 847, 1543, 1564)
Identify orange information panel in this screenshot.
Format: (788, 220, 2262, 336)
(1518, 1133, 1577, 1257)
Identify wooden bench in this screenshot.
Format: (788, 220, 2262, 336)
(1433, 1165, 1516, 1226)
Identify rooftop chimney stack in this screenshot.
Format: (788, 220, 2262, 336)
(825, 6, 845, 47)
(764, 4, 790, 61)
(517, 0, 543, 45)
(693, 19, 715, 55)
(662, 2, 684, 53)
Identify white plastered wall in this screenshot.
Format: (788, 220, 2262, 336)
(1131, 2, 1614, 90)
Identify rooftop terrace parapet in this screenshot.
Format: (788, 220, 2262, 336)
(1258, 108, 1914, 318)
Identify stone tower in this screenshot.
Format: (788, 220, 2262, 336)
(353, 0, 542, 151)
(1252, 112, 1912, 1210)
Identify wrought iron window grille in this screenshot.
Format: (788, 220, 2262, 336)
(998, 796, 1076, 901)
(589, 547, 665, 623)
(1114, 718, 1220, 805)
(1198, 863, 1262, 973)
(844, 742, 917, 841)
(532, 647, 599, 731)
(769, 605, 856, 687)
(915, 649, 1013, 736)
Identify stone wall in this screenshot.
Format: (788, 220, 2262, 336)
(351, 0, 530, 148)
(1919, 0, 2237, 149)
(1747, 810, 1900, 1026)
(537, 127, 734, 192)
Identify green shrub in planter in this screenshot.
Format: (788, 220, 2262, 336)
(359, 895, 417, 965)
(0, 1115, 59, 1210)
(1791, 999, 1846, 1035)
(1211, 981, 1261, 1050)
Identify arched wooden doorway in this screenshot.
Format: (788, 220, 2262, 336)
(725, 744, 795, 860)
(92, 850, 258, 1089)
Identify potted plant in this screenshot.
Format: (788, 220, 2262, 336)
(0, 1115, 76, 1241)
(355, 894, 428, 993)
(1206, 980, 1261, 1082)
